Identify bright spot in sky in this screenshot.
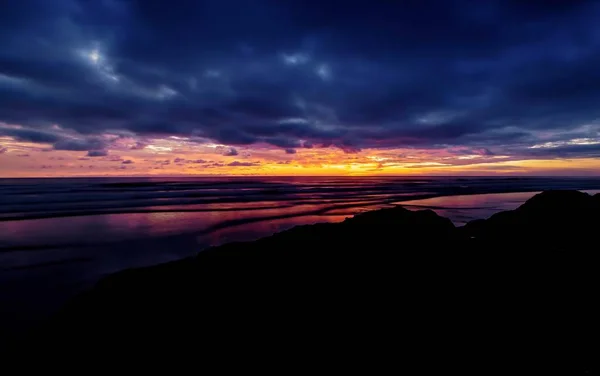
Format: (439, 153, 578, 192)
(416, 111, 457, 125)
(89, 50, 100, 63)
(155, 85, 177, 100)
(282, 53, 309, 65)
(0, 73, 27, 86)
(316, 64, 331, 80)
(146, 145, 173, 152)
(205, 143, 226, 148)
(278, 117, 310, 124)
(402, 162, 450, 167)
(529, 138, 600, 149)
(368, 156, 390, 162)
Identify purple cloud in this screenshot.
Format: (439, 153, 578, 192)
(227, 161, 260, 167)
(130, 142, 147, 150)
(87, 150, 109, 157)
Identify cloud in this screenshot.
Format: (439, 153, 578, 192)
(266, 137, 302, 149)
(54, 138, 106, 151)
(0, 126, 109, 154)
(227, 161, 260, 167)
(1, 0, 600, 159)
(223, 147, 238, 156)
(122, 159, 134, 164)
(130, 141, 146, 150)
(285, 148, 296, 154)
(87, 150, 108, 157)
(0, 147, 7, 154)
(281, 52, 310, 65)
(448, 147, 495, 156)
(338, 143, 362, 154)
(0, 127, 62, 143)
(526, 143, 600, 158)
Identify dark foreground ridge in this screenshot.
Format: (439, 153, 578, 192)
(13, 191, 600, 373)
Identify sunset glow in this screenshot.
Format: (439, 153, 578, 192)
(2, 129, 600, 177)
(2, 1, 600, 177)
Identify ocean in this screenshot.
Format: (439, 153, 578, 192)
(2, 176, 600, 337)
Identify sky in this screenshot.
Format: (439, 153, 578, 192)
(1, 0, 600, 177)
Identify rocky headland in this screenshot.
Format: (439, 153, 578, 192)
(11, 190, 600, 373)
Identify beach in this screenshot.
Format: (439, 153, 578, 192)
(2, 176, 600, 337)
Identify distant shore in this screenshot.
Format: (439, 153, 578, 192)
(7, 190, 599, 374)
(2, 178, 600, 353)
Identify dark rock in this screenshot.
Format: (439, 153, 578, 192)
(462, 190, 600, 248)
(11, 191, 600, 374)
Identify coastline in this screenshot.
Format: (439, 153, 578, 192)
(7, 189, 598, 373)
(2, 183, 600, 357)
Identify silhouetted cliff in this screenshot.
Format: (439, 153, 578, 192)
(462, 190, 600, 248)
(13, 191, 600, 374)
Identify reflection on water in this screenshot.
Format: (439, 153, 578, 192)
(207, 214, 347, 247)
(0, 201, 323, 249)
(402, 190, 600, 225)
(401, 191, 539, 225)
(2, 177, 600, 337)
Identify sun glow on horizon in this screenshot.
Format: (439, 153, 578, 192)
(2, 133, 600, 177)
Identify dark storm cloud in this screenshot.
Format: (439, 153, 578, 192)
(267, 137, 302, 149)
(223, 148, 238, 156)
(0, 125, 110, 153)
(53, 138, 106, 151)
(0, 127, 62, 143)
(1, 0, 600, 157)
(87, 150, 108, 157)
(526, 144, 600, 158)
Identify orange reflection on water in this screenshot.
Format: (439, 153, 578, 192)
(206, 214, 347, 247)
(100, 200, 334, 240)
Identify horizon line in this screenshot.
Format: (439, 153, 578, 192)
(2, 174, 600, 179)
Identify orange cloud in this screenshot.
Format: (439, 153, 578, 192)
(2, 136, 600, 177)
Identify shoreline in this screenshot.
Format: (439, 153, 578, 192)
(2, 186, 600, 347)
(7, 190, 599, 373)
